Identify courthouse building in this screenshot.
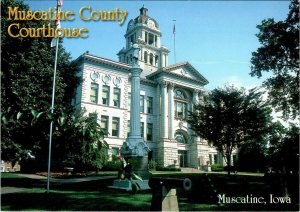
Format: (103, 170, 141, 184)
(73, 6, 226, 168)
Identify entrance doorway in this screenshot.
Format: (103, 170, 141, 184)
(178, 150, 188, 167)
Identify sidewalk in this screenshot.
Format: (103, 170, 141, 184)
(1, 187, 25, 194)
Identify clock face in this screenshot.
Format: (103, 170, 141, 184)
(90, 72, 99, 81)
(148, 19, 155, 29)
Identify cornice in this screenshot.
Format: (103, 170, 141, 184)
(77, 53, 131, 71)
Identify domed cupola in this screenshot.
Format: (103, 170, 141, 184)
(118, 6, 169, 74)
(127, 6, 159, 33)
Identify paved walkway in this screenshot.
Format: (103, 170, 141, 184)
(1, 187, 26, 194)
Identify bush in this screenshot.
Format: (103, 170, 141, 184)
(102, 161, 122, 171)
(156, 164, 181, 172)
(211, 164, 224, 172)
(148, 160, 156, 170)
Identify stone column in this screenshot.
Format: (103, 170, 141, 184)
(193, 89, 199, 111)
(193, 89, 200, 143)
(129, 68, 142, 139)
(156, 85, 161, 141)
(160, 81, 168, 139)
(193, 89, 199, 104)
(168, 83, 175, 139)
(121, 44, 150, 179)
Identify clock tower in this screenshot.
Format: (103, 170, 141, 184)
(117, 6, 170, 76)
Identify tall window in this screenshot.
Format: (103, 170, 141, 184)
(141, 122, 144, 138)
(175, 102, 187, 119)
(102, 85, 110, 105)
(174, 89, 188, 119)
(128, 93, 131, 110)
(155, 55, 159, 66)
(144, 51, 148, 63)
(147, 123, 153, 141)
(100, 115, 109, 133)
(145, 31, 148, 43)
(113, 88, 121, 107)
(149, 53, 154, 65)
(140, 95, 144, 113)
(90, 83, 98, 103)
(147, 96, 153, 114)
(127, 120, 130, 137)
(112, 117, 120, 137)
(148, 33, 154, 45)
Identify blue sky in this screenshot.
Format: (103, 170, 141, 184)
(26, 0, 290, 90)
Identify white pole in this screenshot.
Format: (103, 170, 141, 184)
(47, 36, 59, 193)
(173, 20, 176, 64)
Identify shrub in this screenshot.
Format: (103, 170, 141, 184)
(211, 164, 224, 172)
(148, 160, 156, 170)
(156, 164, 181, 172)
(102, 161, 122, 171)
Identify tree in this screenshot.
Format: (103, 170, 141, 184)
(250, 0, 299, 120)
(237, 139, 268, 173)
(1, 0, 80, 165)
(268, 122, 299, 174)
(189, 85, 272, 175)
(51, 110, 109, 171)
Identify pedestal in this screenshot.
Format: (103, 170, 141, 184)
(121, 138, 150, 180)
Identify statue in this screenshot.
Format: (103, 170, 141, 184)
(132, 43, 140, 67)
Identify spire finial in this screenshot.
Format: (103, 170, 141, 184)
(140, 5, 148, 15)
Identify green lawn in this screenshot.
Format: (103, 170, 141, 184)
(1, 172, 299, 211)
(1, 172, 25, 178)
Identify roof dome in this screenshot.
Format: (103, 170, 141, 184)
(127, 6, 159, 32)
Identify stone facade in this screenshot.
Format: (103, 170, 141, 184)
(73, 6, 231, 169)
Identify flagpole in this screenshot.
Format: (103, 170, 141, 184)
(47, 0, 61, 192)
(47, 35, 59, 193)
(173, 20, 176, 64)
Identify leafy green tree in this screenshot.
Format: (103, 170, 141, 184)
(268, 122, 299, 174)
(250, 0, 299, 120)
(1, 0, 79, 165)
(189, 85, 272, 175)
(52, 110, 108, 171)
(1, 0, 108, 172)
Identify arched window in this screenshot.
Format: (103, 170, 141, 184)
(174, 89, 188, 119)
(149, 53, 154, 65)
(144, 51, 148, 63)
(155, 55, 159, 66)
(175, 130, 189, 144)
